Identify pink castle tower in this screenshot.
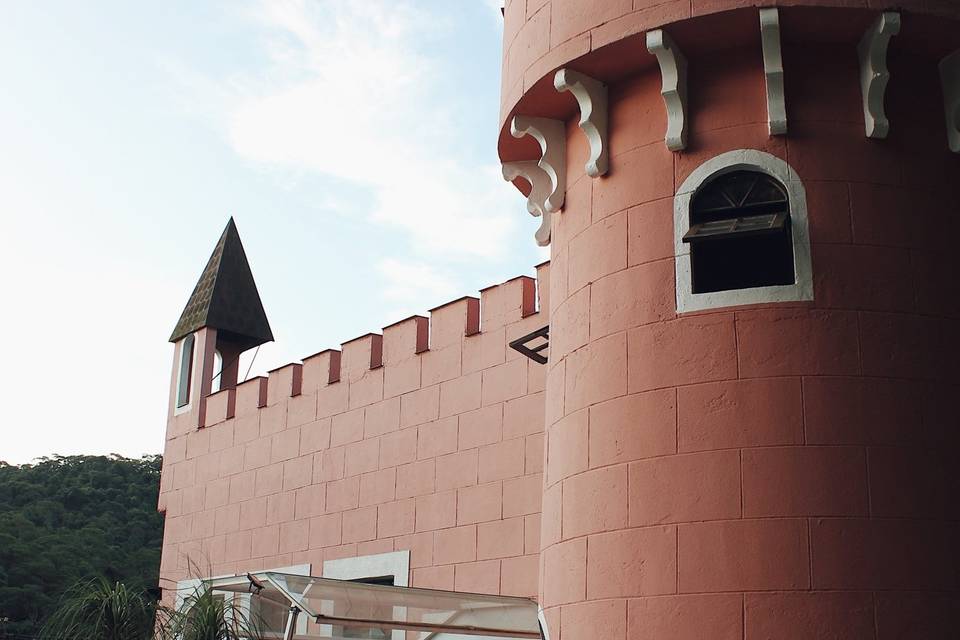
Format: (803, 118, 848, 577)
(498, 0, 959, 637)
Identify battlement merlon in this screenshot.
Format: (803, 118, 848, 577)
(163, 262, 550, 442)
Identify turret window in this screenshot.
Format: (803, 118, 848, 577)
(684, 170, 795, 293)
(211, 350, 223, 394)
(673, 150, 813, 313)
(176, 334, 195, 408)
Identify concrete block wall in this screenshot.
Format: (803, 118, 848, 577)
(157, 264, 550, 599)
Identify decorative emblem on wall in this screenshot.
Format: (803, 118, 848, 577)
(501, 160, 553, 246)
(858, 12, 901, 139)
(554, 69, 609, 177)
(646, 29, 688, 151)
(760, 8, 788, 136)
(510, 116, 567, 214)
(940, 49, 960, 153)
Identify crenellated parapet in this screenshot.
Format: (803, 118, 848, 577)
(157, 262, 552, 589)
(170, 267, 550, 439)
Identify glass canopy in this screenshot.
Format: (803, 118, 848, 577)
(203, 571, 544, 640)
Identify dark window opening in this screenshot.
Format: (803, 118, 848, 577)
(684, 170, 795, 294)
(349, 575, 395, 587)
(177, 334, 195, 408)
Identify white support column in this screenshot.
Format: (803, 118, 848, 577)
(760, 8, 787, 136)
(940, 49, 960, 153)
(858, 11, 901, 139)
(554, 68, 609, 177)
(647, 29, 689, 151)
(283, 607, 300, 640)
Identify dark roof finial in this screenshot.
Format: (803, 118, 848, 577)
(168, 218, 273, 350)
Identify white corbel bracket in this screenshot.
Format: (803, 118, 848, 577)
(554, 69, 609, 177)
(760, 8, 787, 136)
(940, 50, 960, 153)
(858, 12, 901, 139)
(510, 116, 567, 213)
(502, 161, 553, 246)
(647, 29, 688, 151)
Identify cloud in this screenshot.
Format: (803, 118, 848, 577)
(377, 257, 459, 303)
(223, 0, 519, 260)
(374, 257, 463, 322)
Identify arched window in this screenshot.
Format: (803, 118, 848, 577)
(674, 150, 813, 313)
(684, 170, 794, 293)
(176, 334, 195, 408)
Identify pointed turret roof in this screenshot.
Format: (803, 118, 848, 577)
(169, 218, 273, 350)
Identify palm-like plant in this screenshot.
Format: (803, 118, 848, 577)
(157, 586, 265, 640)
(40, 575, 267, 640)
(38, 577, 156, 640)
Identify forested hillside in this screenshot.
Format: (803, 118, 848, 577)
(0, 455, 163, 638)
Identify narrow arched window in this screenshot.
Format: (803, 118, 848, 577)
(176, 334, 195, 408)
(683, 170, 794, 294)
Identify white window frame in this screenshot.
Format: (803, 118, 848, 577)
(211, 349, 223, 394)
(174, 334, 196, 416)
(322, 550, 410, 640)
(175, 563, 311, 637)
(674, 149, 813, 313)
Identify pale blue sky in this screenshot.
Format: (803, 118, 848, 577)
(0, 1, 545, 464)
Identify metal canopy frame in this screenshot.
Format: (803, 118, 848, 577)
(509, 325, 549, 365)
(202, 571, 543, 640)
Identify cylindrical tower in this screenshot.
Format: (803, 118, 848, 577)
(499, 1, 960, 636)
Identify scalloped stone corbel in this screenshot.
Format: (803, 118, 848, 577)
(858, 12, 901, 139)
(940, 50, 960, 153)
(502, 160, 553, 246)
(510, 116, 567, 213)
(760, 8, 787, 136)
(647, 29, 688, 151)
(554, 69, 609, 177)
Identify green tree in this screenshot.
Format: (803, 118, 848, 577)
(0, 454, 163, 637)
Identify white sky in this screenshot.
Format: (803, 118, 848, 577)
(0, 0, 546, 465)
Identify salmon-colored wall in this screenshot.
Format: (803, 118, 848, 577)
(157, 267, 549, 600)
(538, 14, 960, 640)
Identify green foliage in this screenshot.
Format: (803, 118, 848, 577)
(157, 587, 265, 640)
(0, 454, 163, 638)
(37, 577, 267, 640)
(38, 577, 156, 640)
(37, 578, 265, 640)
